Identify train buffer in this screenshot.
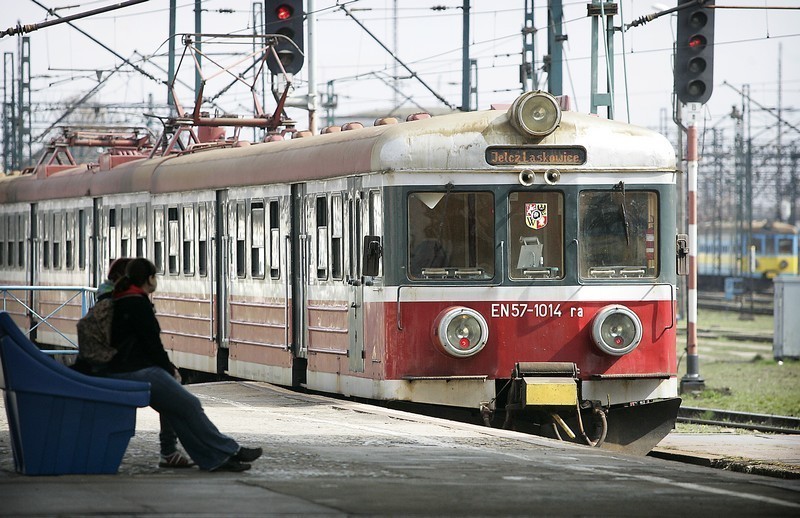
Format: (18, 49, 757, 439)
(0, 311, 150, 475)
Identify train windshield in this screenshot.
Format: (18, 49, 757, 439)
(508, 191, 564, 279)
(407, 191, 495, 279)
(578, 189, 659, 279)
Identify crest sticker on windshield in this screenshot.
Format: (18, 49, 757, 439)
(525, 203, 548, 229)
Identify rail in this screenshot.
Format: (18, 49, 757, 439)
(0, 285, 97, 355)
(679, 406, 800, 434)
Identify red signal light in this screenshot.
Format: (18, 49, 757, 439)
(276, 5, 292, 20)
(688, 35, 706, 49)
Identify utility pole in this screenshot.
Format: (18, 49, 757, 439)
(547, 0, 565, 96)
(195, 0, 202, 98)
(588, 0, 616, 118)
(521, 1, 535, 92)
(168, 0, 176, 110)
(461, 0, 471, 111)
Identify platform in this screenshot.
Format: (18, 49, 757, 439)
(1, 381, 798, 516)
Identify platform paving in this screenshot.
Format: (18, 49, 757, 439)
(1, 381, 799, 516)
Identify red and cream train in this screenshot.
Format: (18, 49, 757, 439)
(0, 91, 683, 453)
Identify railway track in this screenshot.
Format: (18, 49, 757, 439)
(679, 406, 800, 434)
(697, 292, 774, 315)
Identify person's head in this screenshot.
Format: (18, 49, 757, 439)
(114, 258, 158, 294)
(107, 257, 133, 282)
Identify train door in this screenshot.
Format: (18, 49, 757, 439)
(347, 180, 365, 373)
(291, 183, 308, 361)
(216, 191, 231, 364)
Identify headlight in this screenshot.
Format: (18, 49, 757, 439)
(432, 307, 489, 358)
(591, 305, 643, 356)
(508, 91, 562, 138)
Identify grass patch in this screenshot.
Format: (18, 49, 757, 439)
(676, 309, 800, 417)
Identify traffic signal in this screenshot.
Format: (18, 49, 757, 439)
(674, 0, 715, 104)
(266, 1, 305, 75)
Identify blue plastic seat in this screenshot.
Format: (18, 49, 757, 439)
(0, 311, 150, 475)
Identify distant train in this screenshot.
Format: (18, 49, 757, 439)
(0, 91, 684, 454)
(698, 220, 799, 290)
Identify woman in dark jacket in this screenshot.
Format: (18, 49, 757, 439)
(105, 258, 262, 472)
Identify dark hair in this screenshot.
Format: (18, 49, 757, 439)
(107, 257, 133, 282)
(113, 258, 157, 294)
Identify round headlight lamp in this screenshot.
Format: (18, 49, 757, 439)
(508, 91, 562, 138)
(432, 307, 489, 358)
(591, 305, 643, 356)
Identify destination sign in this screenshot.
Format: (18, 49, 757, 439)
(485, 146, 587, 166)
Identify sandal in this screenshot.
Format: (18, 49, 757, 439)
(159, 451, 195, 468)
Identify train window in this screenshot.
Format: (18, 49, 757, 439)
(53, 213, 63, 269)
(136, 206, 147, 258)
(368, 191, 383, 278)
(779, 237, 794, 254)
(407, 191, 495, 280)
(750, 237, 765, 254)
(65, 212, 75, 270)
(168, 207, 179, 274)
(42, 213, 51, 269)
(6, 216, 14, 268)
(331, 194, 343, 280)
(154, 208, 165, 274)
(508, 192, 564, 280)
(108, 208, 117, 260)
(236, 201, 246, 278)
(269, 200, 280, 279)
(578, 190, 659, 279)
(198, 204, 208, 277)
(8, 215, 17, 268)
(17, 214, 25, 268)
(183, 206, 194, 275)
(251, 201, 265, 278)
(78, 210, 86, 269)
(316, 196, 328, 280)
(0, 215, 5, 267)
(120, 207, 131, 258)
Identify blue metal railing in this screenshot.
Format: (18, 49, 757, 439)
(0, 286, 97, 355)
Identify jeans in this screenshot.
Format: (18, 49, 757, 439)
(107, 367, 239, 470)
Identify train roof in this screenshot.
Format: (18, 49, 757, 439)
(0, 104, 676, 203)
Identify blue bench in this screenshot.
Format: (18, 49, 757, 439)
(0, 311, 150, 475)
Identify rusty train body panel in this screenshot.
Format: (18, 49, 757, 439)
(0, 93, 681, 452)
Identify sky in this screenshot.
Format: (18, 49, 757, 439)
(1, 1, 799, 157)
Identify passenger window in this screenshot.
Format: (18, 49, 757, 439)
(154, 208, 165, 274)
(0, 215, 5, 267)
(198, 204, 208, 276)
(183, 206, 194, 275)
(508, 192, 564, 280)
(251, 201, 265, 278)
(108, 208, 117, 260)
(78, 210, 87, 269)
(331, 195, 343, 280)
(53, 213, 63, 269)
(316, 196, 328, 280)
(269, 200, 280, 279)
(407, 191, 494, 280)
(136, 206, 147, 258)
(236, 201, 246, 278)
(42, 213, 51, 269)
(578, 190, 658, 279)
(65, 212, 74, 270)
(120, 207, 130, 258)
(168, 207, 179, 274)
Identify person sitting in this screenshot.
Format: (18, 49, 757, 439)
(103, 258, 262, 472)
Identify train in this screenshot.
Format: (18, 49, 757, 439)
(697, 220, 799, 291)
(0, 91, 683, 454)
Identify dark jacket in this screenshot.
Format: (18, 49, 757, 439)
(106, 286, 175, 375)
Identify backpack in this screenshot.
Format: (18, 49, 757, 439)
(76, 298, 117, 365)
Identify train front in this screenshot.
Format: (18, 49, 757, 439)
(379, 91, 682, 454)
